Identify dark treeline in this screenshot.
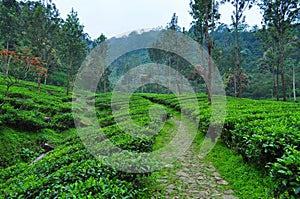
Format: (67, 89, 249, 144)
(0, 0, 299, 101)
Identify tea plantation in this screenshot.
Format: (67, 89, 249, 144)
(0, 77, 299, 198)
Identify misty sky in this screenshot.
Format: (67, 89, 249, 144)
(50, 0, 262, 39)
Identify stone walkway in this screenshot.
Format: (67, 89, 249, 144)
(151, 144, 238, 199)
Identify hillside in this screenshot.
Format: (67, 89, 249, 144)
(0, 0, 299, 198)
(0, 78, 299, 198)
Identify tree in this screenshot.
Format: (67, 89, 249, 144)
(92, 33, 106, 48)
(60, 8, 87, 96)
(256, 26, 280, 100)
(167, 13, 181, 32)
(0, 0, 21, 78)
(221, 0, 255, 98)
(190, 0, 220, 103)
(148, 14, 186, 95)
(259, 0, 300, 101)
(20, 0, 60, 85)
(167, 13, 182, 94)
(0, 0, 20, 49)
(92, 34, 111, 93)
(0, 47, 46, 96)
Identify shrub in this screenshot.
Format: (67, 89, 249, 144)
(268, 146, 300, 198)
(20, 148, 37, 162)
(51, 113, 75, 131)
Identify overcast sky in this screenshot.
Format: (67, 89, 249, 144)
(50, 0, 263, 39)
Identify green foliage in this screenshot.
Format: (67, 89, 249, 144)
(0, 147, 147, 198)
(20, 148, 37, 162)
(142, 93, 300, 198)
(207, 142, 273, 199)
(222, 98, 300, 198)
(1, 76, 300, 198)
(267, 146, 300, 198)
(0, 82, 163, 198)
(51, 113, 74, 131)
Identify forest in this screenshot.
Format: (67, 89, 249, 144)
(0, 0, 300, 198)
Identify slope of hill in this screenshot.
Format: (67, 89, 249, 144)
(0, 77, 299, 198)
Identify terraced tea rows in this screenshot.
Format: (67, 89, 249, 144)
(1, 76, 299, 198)
(142, 94, 300, 198)
(0, 92, 164, 198)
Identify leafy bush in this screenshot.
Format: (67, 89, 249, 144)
(222, 100, 300, 198)
(51, 113, 75, 131)
(141, 94, 300, 198)
(20, 148, 37, 162)
(267, 146, 300, 198)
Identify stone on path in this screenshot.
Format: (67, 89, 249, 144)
(152, 144, 238, 199)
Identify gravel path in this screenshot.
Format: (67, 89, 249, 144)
(151, 144, 238, 199)
(143, 97, 238, 199)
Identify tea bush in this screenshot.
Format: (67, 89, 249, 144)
(141, 93, 300, 198)
(1, 76, 300, 198)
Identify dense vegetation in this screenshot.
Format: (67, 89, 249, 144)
(0, 0, 299, 100)
(143, 93, 300, 197)
(0, 0, 299, 198)
(0, 78, 154, 198)
(0, 77, 299, 198)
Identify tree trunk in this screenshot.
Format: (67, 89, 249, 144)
(3, 57, 7, 79)
(38, 74, 41, 92)
(210, 0, 216, 103)
(235, 2, 242, 98)
(5, 82, 13, 98)
(234, 74, 237, 97)
(272, 43, 279, 101)
(157, 64, 160, 94)
(104, 78, 107, 93)
(168, 57, 171, 95)
(205, 3, 212, 104)
(44, 68, 48, 85)
(43, 52, 48, 85)
(279, 36, 286, 101)
(276, 63, 279, 101)
(5, 85, 9, 98)
(3, 42, 10, 79)
(67, 62, 71, 96)
(293, 64, 296, 102)
(272, 63, 276, 100)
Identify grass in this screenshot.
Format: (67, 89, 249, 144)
(206, 141, 274, 199)
(152, 119, 177, 151)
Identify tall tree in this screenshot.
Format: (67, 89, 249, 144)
(148, 14, 185, 95)
(167, 13, 182, 94)
(92, 33, 106, 48)
(20, 0, 60, 84)
(21, 0, 60, 84)
(92, 34, 111, 93)
(0, 0, 20, 49)
(0, 0, 21, 78)
(167, 13, 181, 32)
(256, 27, 280, 100)
(60, 8, 87, 96)
(190, 0, 220, 103)
(259, 0, 300, 101)
(222, 0, 255, 98)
